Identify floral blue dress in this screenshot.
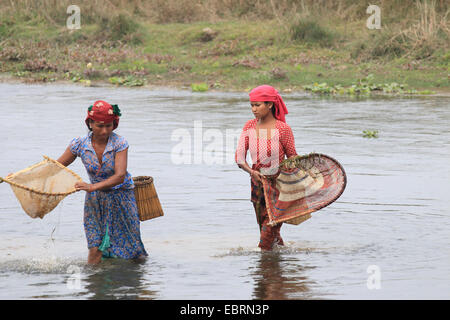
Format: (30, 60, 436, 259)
(69, 131, 148, 259)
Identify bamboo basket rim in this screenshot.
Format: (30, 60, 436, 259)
(0, 155, 82, 196)
(132, 176, 154, 186)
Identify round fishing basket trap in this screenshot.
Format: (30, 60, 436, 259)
(132, 176, 164, 221)
(263, 153, 347, 226)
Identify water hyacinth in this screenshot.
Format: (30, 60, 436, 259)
(304, 74, 435, 96)
(108, 76, 145, 87)
(191, 83, 209, 92)
(362, 130, 379, 138)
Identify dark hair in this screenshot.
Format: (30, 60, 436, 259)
(265, 101, 276, 116)
(86, 119, 117, 131)
(86, 119, 93, 131)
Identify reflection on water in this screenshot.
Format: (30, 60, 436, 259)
(252, 251, 312, 300)
(83, 258, 157, 300)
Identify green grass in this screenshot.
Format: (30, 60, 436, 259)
(0, 15, 448, 93)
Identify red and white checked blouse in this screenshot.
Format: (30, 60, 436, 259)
(235, 118, 297, 173)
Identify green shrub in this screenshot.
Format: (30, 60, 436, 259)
(369, 30, 406, 58)
(100, 13, 144, 44)
(290, 19, 335, 47)
(108, 14, 138, 39)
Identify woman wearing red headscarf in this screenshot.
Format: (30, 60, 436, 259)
(57, 100, 147, 264)
(235, 85, 298, 251)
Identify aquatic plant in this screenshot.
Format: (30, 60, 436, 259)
(65, 71, 82, 83)
(12, 70, 29, 77)
(109, 76, 145, 87)
(304, 74, 435, 96)
(362, 130, 379, 138)
(191, 82, 209, 92)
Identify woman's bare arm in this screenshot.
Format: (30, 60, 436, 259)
(57, 147, 77, 167)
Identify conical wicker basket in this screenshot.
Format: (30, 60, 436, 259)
(132, 176, 163, 221)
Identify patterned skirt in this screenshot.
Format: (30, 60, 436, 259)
(251, 177, 284, 251)
(84, 188, 148, 259)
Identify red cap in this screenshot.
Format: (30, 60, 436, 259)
(85, 100, 120, 130)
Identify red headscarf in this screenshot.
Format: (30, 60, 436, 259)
(249, 85, 288, 123)
(85, 100, 120, 130)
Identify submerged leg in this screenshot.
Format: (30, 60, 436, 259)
(87, 247, 102, 265)
(258, 207, 284, 251)
(253, 202, 263, 231)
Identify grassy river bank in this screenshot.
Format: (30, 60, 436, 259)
(0, 0, 448, 95)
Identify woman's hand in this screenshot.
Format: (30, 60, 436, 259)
(75, 181, 95, 193)
(250, 170, 265, 184)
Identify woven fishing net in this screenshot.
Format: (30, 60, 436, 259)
(0, 156, 82, 219)
(262, 153, 347, 226)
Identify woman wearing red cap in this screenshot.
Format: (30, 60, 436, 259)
(235, 85, 298, 251)
(57, 100, 147, 264)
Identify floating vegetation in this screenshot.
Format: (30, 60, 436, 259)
(362, 130, 379, 138)
(191, 82, 209, 92)
(79, 79, 91, 87)
(12, 71, 29, 77)
(304, 74, 435, 96)
(65, 71, 82, 83)
(108, 76, 145, 87)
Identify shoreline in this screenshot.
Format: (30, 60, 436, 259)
(1, 73, 449, 98)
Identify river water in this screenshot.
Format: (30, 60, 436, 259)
(0, 83, 448, 300)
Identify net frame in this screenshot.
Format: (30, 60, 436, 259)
(0, 156, 82, 218)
